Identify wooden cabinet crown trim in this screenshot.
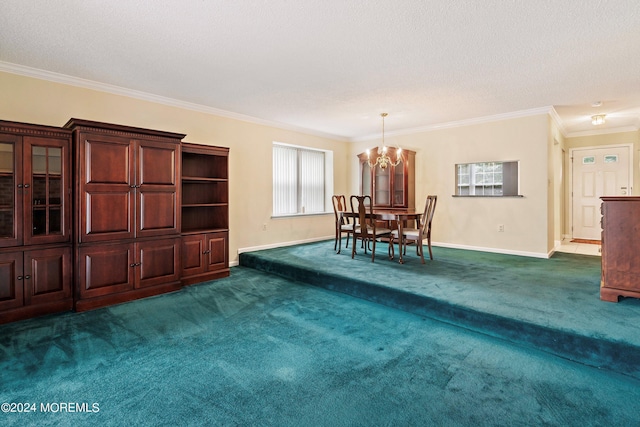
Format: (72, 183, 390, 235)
(64, 118, 186, 141)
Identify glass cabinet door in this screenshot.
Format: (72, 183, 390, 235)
(374, 164, 391, 207)
(0, 135, 21, 247)
(24, 137, 68, 245)
(361, 162, 371, 198)
(393, 159, 405, 206)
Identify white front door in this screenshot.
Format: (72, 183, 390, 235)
(572, 145, 631, 240)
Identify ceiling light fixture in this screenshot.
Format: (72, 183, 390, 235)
(366, 113, 402, 169)
(591, 114, 606, 125)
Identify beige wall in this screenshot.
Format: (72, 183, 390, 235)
(0, 71, 348, 264)
(3, 70, 593, 259)
(350, 114, 552, 256)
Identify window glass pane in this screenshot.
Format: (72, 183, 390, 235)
(273, 144, 327, 215)
(0, 142, 14, 238)
(300, 149, 325, 213)
(455, 161, 518, 196)
(604, 155, 618, 163)
(273, 145, 298, 215)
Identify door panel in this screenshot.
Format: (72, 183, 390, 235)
(136, 140, 179, 238)
(181, 234, 206, 277)
(80, 134, 135, 242)
(24, 246, 72, 305)
(78, 243, 135, 298)
(138, 190, 178, 236)
(207, 232, 228, 271)
(572, 146, 631, 240)
(137, 238, 180, 288)
(138, 142, 177, 185)
(0, 133, 21, 247)
(0, 252, 23, 311)
(23, 136, 71, 245)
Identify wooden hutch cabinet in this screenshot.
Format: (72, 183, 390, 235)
(0, 120, 73, 324)
(600, 196, 640, 302)
(358, 147, 415, 210)
(65, 119, 185, 311)
(180, 143, 229, 285)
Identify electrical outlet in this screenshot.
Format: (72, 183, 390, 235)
(498, 224, 505, 232)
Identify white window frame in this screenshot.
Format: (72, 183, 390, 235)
(272, 142, 333, 217)
(455, 161, 520, 197)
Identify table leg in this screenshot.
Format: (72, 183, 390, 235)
(397, 219, 404, 264)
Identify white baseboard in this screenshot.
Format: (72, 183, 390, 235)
(236, 236, 550, 261)
(237, 235, 333, 255)
(431, 241, 550, 259)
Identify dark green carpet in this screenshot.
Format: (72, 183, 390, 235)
(2, 267, 640, 426)
(239, 240, 640, 378)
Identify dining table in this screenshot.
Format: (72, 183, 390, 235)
(338, 209, 422, 264)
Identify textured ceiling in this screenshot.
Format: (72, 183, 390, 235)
(1, 0, 639, 140)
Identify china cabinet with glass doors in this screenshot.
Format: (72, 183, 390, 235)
(0, 121, 72, 324)
(358, 147, 415, 211)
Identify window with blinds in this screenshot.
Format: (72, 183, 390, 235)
(273, 144, 327, 216)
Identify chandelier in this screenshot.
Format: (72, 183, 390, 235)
(366, 113, 402, 169)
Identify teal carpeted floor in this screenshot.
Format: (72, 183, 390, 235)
(2, 266, 640, 426)
(239, 240, 640, 378)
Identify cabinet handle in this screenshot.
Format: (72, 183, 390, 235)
(24, 275, 31, 279)
(203, 250, 211, 254)
(23, 184, 30, 188)
(130, 263, 137, 267)
(17, 275, 23, 280)
(17, 184, 23, 188)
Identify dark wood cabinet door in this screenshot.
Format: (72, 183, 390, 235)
(79, 133, 135, 243)
(0, 133, 22, 248)
(181, 234, 206, 277)
(24, 246, 72, 306)
(137, 140, 180, 238)
(137, 238, 180, 288)
(23, 136, 71, 246)
(206, 232, 228, 271)
(0, 252, 24, 311)
(78, 243, 135, 299)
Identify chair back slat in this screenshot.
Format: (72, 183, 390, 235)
(350, 195, 372, 235)
(421, 195, 437, 237)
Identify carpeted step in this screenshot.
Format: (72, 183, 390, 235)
(239, 247, 640, 380)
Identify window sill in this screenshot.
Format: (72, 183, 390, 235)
(272, 211, 332, 219)
(452, 195, 524, 198)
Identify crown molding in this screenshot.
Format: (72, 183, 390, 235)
(0, 61, 348, 142)
(351, 106, 554, 142)
(565, 125, 640, 138)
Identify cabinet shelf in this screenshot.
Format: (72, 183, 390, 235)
(182, 176, 228, 183)
(181, 226, 228, 234)
(182, 203, 227, 208)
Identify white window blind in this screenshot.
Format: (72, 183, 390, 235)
(273, 144, 326, 215)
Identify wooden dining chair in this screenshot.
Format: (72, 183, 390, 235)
(390, 195, 437, 263)
(332, 195, 353, 253)
(349, 195, 392, 262)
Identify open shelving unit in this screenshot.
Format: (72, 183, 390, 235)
(180, 143, 230, 285)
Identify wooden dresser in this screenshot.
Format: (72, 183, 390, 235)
(600, 196, 640, 302)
